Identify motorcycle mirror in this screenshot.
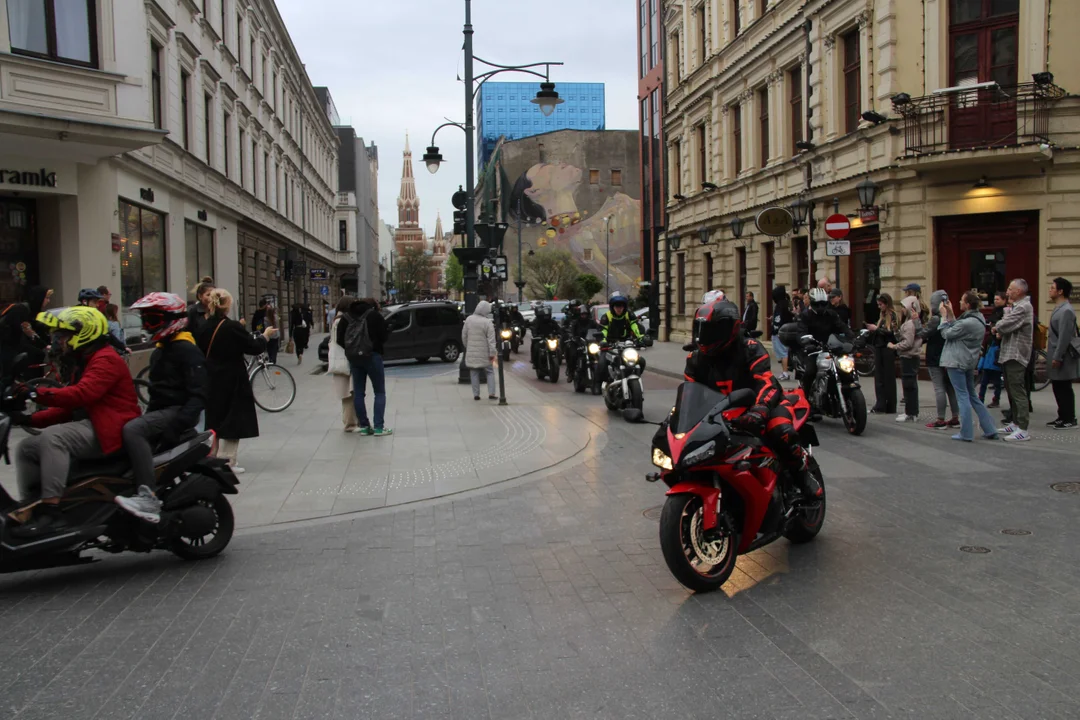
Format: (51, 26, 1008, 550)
(622, 408, 646, 423)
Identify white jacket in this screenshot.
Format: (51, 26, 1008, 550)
(462, 301, 496, 368)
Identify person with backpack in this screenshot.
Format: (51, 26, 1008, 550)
(338, 297, 392, 436)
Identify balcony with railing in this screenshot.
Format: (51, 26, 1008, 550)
(892, 80, 1066, 159)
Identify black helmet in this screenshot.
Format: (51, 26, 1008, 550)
(567, 298, 582, 311)
(693, 300, 742, 356)
(536, 305, 552, 320)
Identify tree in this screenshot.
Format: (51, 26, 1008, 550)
(393, 247, 434, 302)
(444, 253, 464, 297)
(524, 249, 580, 300)
(576, 273, 604, 301)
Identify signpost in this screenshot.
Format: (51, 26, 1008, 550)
(824, 214, 851, 290)
(319, 285, 330, 296)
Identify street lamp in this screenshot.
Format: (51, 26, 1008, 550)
(788, 196, 812, 229)
(698, 225, 711, 245)
(730, 217, 745, 238)
(856, 176, 880, 209)
(604, 215, 615, 297)
(426, 0, 564, 391)
(668, 234, 682, 252)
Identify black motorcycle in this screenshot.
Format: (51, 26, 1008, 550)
(534, 331, 561, 383)
(572, 330, 604, 395)
(602, 338, 652, 421)
(499, 322, 521, 361)
(795, 332, 868, 435)
(0, 413, 239, 574)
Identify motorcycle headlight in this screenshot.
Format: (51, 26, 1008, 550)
(682, 440, 717, 467)
(837, 355, 856, 374)
(622, 347, 640, 364)
(500, 329, 512, 339)
(588, 343, 600, 355)
(652, 447, 673, 471)
(546, 338, 559, 350)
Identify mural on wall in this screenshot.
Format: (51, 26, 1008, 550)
(505, 162, 641, 299)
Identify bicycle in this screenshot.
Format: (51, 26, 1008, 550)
(247, 351, 296, 412)
(1032, 348, 1051, 391)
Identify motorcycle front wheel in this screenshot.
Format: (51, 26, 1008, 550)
(843, 387, 868, 435)
(573, 369, 587, 393)
(784, 459, 827, 544)
(659, 494, 739, 593)
(548, 359, 560, 383)
(501, 346, 511, 362)
(629, 378, 643, 410)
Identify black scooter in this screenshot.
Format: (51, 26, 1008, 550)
(0, 413, 239, 574)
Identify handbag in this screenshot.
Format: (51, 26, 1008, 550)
(327, 319, 351, 376)
(1067, 321, 1080, 361)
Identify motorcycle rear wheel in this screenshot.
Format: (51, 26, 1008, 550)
(170, 493, 235, 560)
(784, 459, 827, 544)
(659, 494, 739, 593)
(843, 388, 868, 436)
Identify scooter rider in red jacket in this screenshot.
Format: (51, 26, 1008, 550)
(682, 299, 822, 499)
(8, 306, 140, 537)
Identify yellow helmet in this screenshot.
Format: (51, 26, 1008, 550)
(36, 306, 108, 351)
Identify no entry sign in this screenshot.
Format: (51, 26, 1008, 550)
(824, 214, 851, 239)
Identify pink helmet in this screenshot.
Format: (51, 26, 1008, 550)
(131, 292, 188, 341)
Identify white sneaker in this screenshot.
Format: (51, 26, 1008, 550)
(895, 414, 916, 423)
(115, 486, 162, 524)
(1003, 430, 1030, 442)
(231, 466, 246, 474)
(997, 423, 1017, 435)
(778, 372, 790, 381)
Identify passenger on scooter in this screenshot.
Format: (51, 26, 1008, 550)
(795, 287, 852, 402)
(683, 299, 822, 499)
(114, 293, 208, 524)
(599, 293, 646, 380)
(8, 306, 141, 537)
(78, 288, 128, 355)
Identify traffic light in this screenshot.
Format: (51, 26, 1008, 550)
(453, 210, 466, 236)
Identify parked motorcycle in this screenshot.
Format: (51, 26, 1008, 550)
(648, 384, 826, 592)
(572, 330, 603, 395)
(534, 332, 561, 383)
(0, 412, 239, 574)
(796, 332, 868, 435)
(602, 339, 650, 421)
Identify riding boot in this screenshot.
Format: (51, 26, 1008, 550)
(785, 447, 822, 500)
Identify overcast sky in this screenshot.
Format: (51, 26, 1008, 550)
(277, 0, 638, 238)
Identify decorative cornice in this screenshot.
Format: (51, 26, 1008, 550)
(199, 57, 222, 83)
(144, 0, 175, 29)
(823, 34, 836, 50)
(737, 87, 754, 103)
(175, 31, 201, 59)
(856, 10, 871, 29)
(766, 69, 784, 86)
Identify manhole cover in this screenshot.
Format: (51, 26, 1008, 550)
(959, 546, 991, 554)
(1000, 529, 1032, 536)
(643, 506, 663, 521)
(1051, 482, 1080, 494)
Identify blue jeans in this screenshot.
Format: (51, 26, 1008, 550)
(947, 368, 998, 441)
(351, 353, 386, 430)
(978, 369, 1002, 402)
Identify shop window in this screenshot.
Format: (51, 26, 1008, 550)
(842, 30, 861, 133)
(7, 0, 96, 67)
(758, 87, 769, 166)
(204, 93, 213, 164)
(119, 201, 166, 308)
(339, 219, 347, 251)
(184, 220, 214, 299)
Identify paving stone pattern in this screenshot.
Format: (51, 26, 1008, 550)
(2, 401, 1080, 720)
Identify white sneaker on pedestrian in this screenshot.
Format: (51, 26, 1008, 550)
(231, 466, 246, 474)
(895, 414, 916, 423)
(778, 372, 790, 381)
(115, 486, 163, 524)
(997, 423, 1017, 436)
(1003, 430, 1030, 442)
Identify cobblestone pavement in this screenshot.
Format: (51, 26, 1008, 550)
(2, 354, 1080, 719)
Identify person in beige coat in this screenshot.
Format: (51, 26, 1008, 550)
(889, 295, 924, 423)
(462, 301, 497, 400)
(326, 296, 359, 430)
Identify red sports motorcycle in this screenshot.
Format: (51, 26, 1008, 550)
(647, 382, 827, 592)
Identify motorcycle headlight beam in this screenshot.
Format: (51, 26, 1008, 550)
(588, 343, 601, 355)
(622, 347, 640, 364)
(500, 330, 512, 339)
(546, 338, 559, 350)
(652, 447, 673, 471)
(838, 355, 856, 374)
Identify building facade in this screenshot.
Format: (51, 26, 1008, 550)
(393, 135, 425, 255)
(477, 82, 606, 170)
(660, 0, 1080, 342)
(330, 123, 379, 298)
(427, 213, 449, 297)
(637, 0, 667, 331)
(475, 129, 642, 300)
(0, 0, 347, 326)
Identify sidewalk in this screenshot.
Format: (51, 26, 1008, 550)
(0, 340, 597, 529)
(642, 340, 1073, 443)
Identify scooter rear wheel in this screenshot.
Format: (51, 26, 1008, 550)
(170, 493, 235, 560)
(659, 494, 739, 593)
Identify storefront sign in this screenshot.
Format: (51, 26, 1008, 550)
(309, 268, 329, 280)
(0, 168, 57, 187)
(755, 207, 794, 237)
(858, 207, 879, 224)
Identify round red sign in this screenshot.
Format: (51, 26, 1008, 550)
(824, 213, 851, 239)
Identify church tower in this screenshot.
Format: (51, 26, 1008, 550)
(429, 212, 449, 295)
(394, 133, 425, 254)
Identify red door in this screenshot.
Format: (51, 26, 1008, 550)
(948, 0, 1019, 149)
(935, 211, 1039, 316)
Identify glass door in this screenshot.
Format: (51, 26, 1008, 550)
(851, 249, 881, 330)
(0, 199, 38, 304)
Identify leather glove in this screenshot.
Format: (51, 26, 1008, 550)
(730, 404, 768, 435)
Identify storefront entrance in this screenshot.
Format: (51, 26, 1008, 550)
(0, 198, 39, 304)
(846, 228, 881, 329)
(935, 210, 1039, 314)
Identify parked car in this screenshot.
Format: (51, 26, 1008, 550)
(317, 301, 464, 365)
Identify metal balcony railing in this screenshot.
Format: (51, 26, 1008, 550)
(892, 81, 1065, 157)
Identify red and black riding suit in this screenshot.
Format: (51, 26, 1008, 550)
(683, 336, 808, 475)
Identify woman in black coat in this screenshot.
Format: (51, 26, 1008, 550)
(289, 304, 313, 365)
(196, 289, 278, 473)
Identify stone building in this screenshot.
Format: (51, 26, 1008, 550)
(475, 129, 642, 301)
(0, 0, 350, 327)
(660, 0, 1080, 342)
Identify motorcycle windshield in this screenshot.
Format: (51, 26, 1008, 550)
(828, 334, 853, 354)
(671, 382, 726, 435)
